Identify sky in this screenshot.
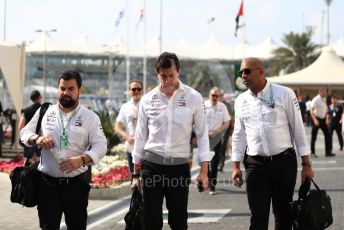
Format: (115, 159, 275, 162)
(1, 0, 343, 49)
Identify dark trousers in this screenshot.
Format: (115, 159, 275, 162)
(311, 117, 331, 155)
(208, 141, 222, 191)
(37, 173, 90, 230)
(127, 151, 134, 176)
(218, 128, 230, 171)
(329, 124, 343, 151)
(244, 149, 297, 230)
(141, 160, 190, 230)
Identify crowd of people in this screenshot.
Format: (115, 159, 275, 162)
(0, 51, 339, 229)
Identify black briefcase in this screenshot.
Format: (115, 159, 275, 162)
(290, 179, 333, 230)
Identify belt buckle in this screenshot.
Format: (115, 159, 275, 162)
(59, 178, 69, 184)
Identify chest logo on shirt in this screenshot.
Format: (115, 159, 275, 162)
(178, 94, 186, 107)
(74, 115, 83, 127)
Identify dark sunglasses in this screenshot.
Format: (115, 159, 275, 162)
(211, 94, 219, 98)
(131, 87, 142, 92)
(238, 68, 259, 77)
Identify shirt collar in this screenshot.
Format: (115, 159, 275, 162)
(250, 80, 270, 98)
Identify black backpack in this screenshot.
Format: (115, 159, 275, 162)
(9, 102, 51, 207)
(290, 179, 333, 230)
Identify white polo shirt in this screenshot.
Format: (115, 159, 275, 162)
(311, 94, 328, 119)
(116, 99, 140, 153)
(204, 100, 231, 131)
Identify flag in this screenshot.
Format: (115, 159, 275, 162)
(207, 17, 215, 24)
(234, 0, 244, 37)
(115, 9, 125, 28)
(135, 8, 144, 32)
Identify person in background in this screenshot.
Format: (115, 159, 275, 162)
(131, 52, 213, 230)
(205, 87, 230, 195)
(218, 89, 234, 172)
(231, 57, 314, 230)
(0, 101, 3, 157)
(20, 70, 107, 230)
(328, 96, 343, 152)
(18, 90, 43, 162)
(115, 79, 143, 176)
(310, 88, 334, 157)
(305, 95, 312, 126)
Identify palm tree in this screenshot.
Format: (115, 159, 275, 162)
(270, 29, 319, 76)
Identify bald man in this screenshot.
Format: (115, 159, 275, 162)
(231, 57, 314, 230)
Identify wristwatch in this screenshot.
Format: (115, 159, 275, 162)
(301, 161, 312, 167)
(32, 134, 40, 145)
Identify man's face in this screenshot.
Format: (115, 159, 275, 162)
(58, 79, 80, 108)
(209, 90, 220, 105)
(239, 60, 263, 91)
(129, 82, 143, 102)
(319, 89, 326, 98)
(157, 66, 179, 94)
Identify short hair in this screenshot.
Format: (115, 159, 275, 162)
(129, 79, 143, 89)
(209, 87, 221, 96)
(155, 52, 180, 72)
(58, 70, 82, 88)
(30, 90, 41, 102)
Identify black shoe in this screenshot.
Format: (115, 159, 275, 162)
(326, 153, 336, 157)
(340, 147, 343, 151)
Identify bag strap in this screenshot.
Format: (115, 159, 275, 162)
(298, 180, 311, 200)
(311, 179, 321, 192)
(26, 102, 52, 162)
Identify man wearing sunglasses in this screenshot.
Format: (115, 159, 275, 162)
(231, 57, 314, 230)
(205, 87, 230, 195)
(131, 52, 213, 230)
(115, 80, 143, 176)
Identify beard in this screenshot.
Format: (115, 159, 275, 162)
(59, 96, 78, 108)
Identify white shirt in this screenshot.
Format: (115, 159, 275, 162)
(231, 81, 310, 162)
(20, 103, 107, 177)
(132, 81, 213, 164)
(311, 94, 328, 119)
(204, 100, 231, 131)
(116, 99, 140, 153)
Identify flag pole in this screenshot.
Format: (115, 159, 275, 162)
(143, 0, 147, 93)
(125, 0, 130, 101)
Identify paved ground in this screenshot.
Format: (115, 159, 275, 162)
(1, 126, 344, 229)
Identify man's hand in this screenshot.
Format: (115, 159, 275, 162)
(197, 162, 209, 192)
(126, 136, 135, 145)
(131, 178, 141, 191)
(232, 162, 244, 188)
(35, 136, 54, 150)
(59, 156, 84, 174)
(313, 118, 319, 127)
(301, 166, 314, 183)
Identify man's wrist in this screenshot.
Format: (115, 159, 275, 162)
(301, 161, 312, 167)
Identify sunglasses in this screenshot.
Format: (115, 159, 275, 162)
(131, 87, 142, 92)
(238, 68, 259, 77)
(211, 94, 219, 98)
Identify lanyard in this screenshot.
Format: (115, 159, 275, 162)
(59, 107, 81, 149)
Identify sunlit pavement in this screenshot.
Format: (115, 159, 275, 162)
(1, 126, 344, 229)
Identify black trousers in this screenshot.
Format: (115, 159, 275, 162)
(208, 141, 222, 191)
(244, 149, 297, 230)
(141, 160, 190, 230)
(37, 172, 91, 230)
(218, 128, 231, 171)
(329, 123, 343, 151)
(311, 117, 331, 155)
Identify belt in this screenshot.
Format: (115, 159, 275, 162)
(144, 151, 189, 165)
(42, 172, 87, 185)
(249, 148, 294, 162)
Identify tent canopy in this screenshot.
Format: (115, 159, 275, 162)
(269, 47, 344, 85)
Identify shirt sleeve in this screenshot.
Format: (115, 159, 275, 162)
(231, 98, 248, 162)
(222, 103, 231, 123)
(84, 115, 108, 165)
(20, 107, 41, 146)
(193, 95, 212, 164)
(116, 105, 126, 123)
(285, 88, 310, 156)
(132, 98, 148, 164)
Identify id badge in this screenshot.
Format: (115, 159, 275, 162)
(60, 134, 69, 149)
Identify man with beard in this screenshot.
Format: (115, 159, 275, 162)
(231, 57, 314, 230)
(20, 70, 107, 230)
(131, 52, 213, 230)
